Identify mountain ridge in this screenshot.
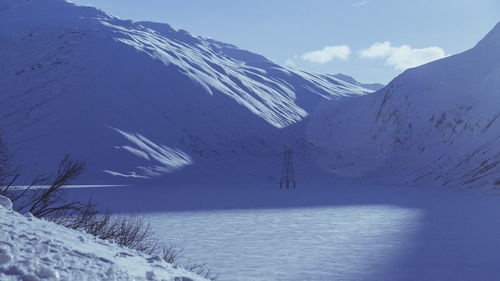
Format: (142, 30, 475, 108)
(332, 73, 384, 91)
(0, 0, 373, 184)
(309, 20, 500, 190)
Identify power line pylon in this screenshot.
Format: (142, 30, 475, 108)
(280, 149, 295, 189)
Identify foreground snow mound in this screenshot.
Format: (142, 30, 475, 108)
(0, 0, 372, 183)
(310, 21, 500, 190)
(0, 200, 208, 281)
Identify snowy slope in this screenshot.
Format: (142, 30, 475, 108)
(331, 73, 384, 91)
(0, 195, 208, 281)
(309, 21, 500, 190)
(0, 0, 372, 184)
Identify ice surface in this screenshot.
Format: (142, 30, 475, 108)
(72, 182, 500, 281)
(149, 205, 421, 281)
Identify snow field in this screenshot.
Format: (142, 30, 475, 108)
(0, 195, 207, 281)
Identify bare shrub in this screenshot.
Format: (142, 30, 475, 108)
(183, 263, 218, 281)
(5, 155, 86, 221)
(72, 211, 218, 280)
(161, 244, 184, 264)
(84, 214, 160, 254)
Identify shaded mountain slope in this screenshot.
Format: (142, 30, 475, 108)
(309, 21, 500, 190)
(0, 0, 372, 184)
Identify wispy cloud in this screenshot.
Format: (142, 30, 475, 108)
(299, 45, 351, 64)
(352, 1, 368, 7)
(285, 57, 297, 67)
(360, 41, 446, 70)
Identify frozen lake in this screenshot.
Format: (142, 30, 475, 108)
(147, 205, 421, 281)
(73, 181, 500, 281)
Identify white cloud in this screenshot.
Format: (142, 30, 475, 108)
(360, 41, 445, 70)
(300, 45, 351, 64)
(352, 1, 368, 7)
(359, 41, 393, 58)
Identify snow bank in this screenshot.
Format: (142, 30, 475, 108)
(0, 204, 208, 281)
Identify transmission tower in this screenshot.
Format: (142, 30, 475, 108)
(280, 149, 296, 189)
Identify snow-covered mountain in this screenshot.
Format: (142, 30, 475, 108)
(332, 73, 384, 92)
(6, 0, 494, 190)
(310, 21, 500, 190)
(0, 0, 374, 184)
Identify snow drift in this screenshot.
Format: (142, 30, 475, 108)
(0, 195, 208, 281)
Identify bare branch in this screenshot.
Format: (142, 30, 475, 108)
(1, 173, 19, 195)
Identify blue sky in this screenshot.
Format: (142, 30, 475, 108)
(72, 0, 499, 84)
